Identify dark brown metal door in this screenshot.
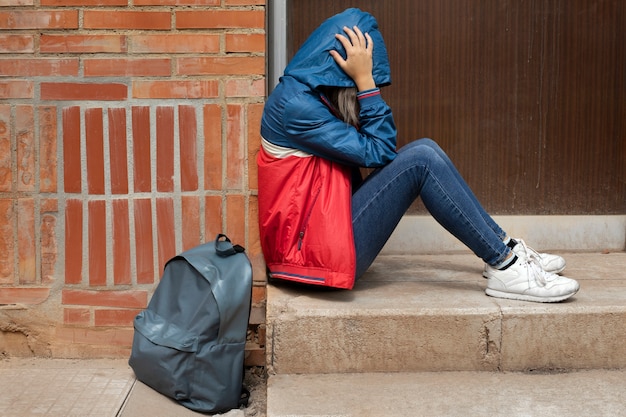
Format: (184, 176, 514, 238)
(288, 0, 625, 214)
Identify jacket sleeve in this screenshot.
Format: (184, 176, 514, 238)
(282, 88, 397, 167)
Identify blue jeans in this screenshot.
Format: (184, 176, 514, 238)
(352, 138, 510, 278)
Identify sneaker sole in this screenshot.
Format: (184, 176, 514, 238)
(485, 287, 578, 303)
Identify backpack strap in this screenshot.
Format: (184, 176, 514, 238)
(215, 233, 245, 257)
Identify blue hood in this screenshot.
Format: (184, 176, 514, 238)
(284, 8, 392, 90)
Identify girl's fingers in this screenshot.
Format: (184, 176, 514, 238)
(352, 26, 366, 45)
(334, 33, 352, 51)
(344, 26, 364, 47)
(364, 32, 373, 52)
(329, 49, 345, 65)
(339, 26, 370, 51)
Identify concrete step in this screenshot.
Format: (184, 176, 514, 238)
(267, 369, 626, 417)
(266, 251, 626, 374)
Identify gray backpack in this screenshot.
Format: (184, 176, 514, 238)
(129, 234, 252, 414)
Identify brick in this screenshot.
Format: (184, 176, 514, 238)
(179, 105, 198, 191)
(112, 199, 131, 285)
(56, 327, 134, 347)
(108, 108, 129, 194)
(64, 308, 91, 326)
(0, 105, 12, 192)
(40, 198, 57, 213)
(0, 59, 78, 77)
(226, 194, 245, 244)
(204, 195, 222, 242)
(64, 199, 83, 284)
(249, 304, 265, 325)
(42, 0, 126, 5)
(0, 35, 34, 53)
(226, 104, 244, 189)
(203, 104, 222, 190)
(62, 106, 81, 193)
(84, 11, 170, 30)
(247, 195, 262, 260)
(156, 106, 174, 192)
(85, 108, 105, 195)
(132, 80, 218, 99)
(134, 0, 218, 5)
(17, 198, 35, 284)
(0, 287, 50, 305)
(156, 197, 175, 274)
(84, 58, 171, 77)
(40, 212, 57, 284)
(62, 289, 147, 308)
(16, 105, 35, 192)
(181, 196, 200, 251)
(252, 285, 265, 305)
(40, 34, 127, 54)
(225, 33, 265, 53)
(130, 34, 219, 53)
(244, 343, 265, 367)
(0, 10, 78, 30)
(177, 56, 265, 76)
(88, 200, 107, 286)
(42, 83, 127, 101)
(0, 80, 33, 99)
(251, 256, 267, 285)
(0, 199, 14, 284)
(95, 308, 141, 327)
(134, 198, 154, 284)
(1, 0, 34, 5)
(226, 0, 265, 4)
(176, 10, 264, 29)
(131, 106, 151, 193)
(225, 78, 265, 97)
(40, 198, 59, 213)
(38, 106, 57, 193)
(247, 102, 263, 190)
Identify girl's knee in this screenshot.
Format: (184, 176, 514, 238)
(400, 138, 441, 153)
(399, 138, 443, 154)
(415, 138, 441, 151)
(397, 140, 442, 167)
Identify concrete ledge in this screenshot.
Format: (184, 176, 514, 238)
(267, 369, 626, 417)
(266, 252, 626, 374)
(382, 215, 626, 254)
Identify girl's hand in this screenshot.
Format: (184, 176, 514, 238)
(330, 25, 376, 91)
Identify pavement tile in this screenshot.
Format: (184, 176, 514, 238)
(0, 358, 134, 417)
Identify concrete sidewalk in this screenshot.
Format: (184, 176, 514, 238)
(0, 357, 250, 417)
(4, 357, 624, 417)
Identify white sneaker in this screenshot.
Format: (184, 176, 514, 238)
(484, 243, 579, 303)
(482, 238, 566, 278)
(511, 238, 566, 274)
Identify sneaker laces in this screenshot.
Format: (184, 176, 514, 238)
(515, 239, 554, 287)
(513, 238, 544, 261)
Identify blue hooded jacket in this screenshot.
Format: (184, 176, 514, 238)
(257, 8, 397, 289)
(260, 8, 397, 167)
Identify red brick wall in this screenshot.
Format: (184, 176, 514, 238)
(0, 0, 266, 364)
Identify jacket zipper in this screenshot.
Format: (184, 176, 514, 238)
(298, 187, 321, 250)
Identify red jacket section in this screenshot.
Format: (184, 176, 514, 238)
(257, 146, 356, 289)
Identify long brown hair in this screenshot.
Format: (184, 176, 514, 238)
(320, 86, 360, 128)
